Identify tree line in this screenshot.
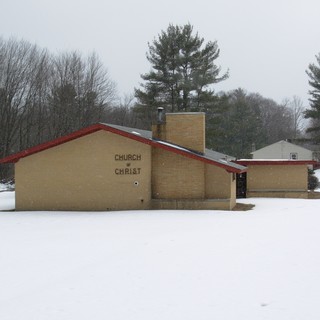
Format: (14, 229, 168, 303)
(1, 24, 319, 179)
(133, 24, 307, 158)
(0, 38, 144, 178)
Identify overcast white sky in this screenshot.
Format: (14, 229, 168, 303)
(1, 0, 320, 106)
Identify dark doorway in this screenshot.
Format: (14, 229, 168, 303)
(236, 173, 247, 198)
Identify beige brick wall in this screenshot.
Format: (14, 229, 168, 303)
(247, 191, 308, 199)
(151, 198, 234, 210)
(164, 113, 205, 153)
(247, 164, 308, 193)
(151, 147, 236, 209)
(152, 148, 205, 199)
(205, 165, 232, 198)
(205, 165, 236, 208)
(15, 131, 152, 211)
(15, 117, 236, 211)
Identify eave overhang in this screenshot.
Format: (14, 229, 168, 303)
(0, 123, 246, 174)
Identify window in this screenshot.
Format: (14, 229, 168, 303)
(290, 152, 298, 160)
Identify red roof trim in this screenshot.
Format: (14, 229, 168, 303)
(0, 124, 106, 164)
(235, 160, 318, 166)
(152, 142, 246, 173)
(0, 123, 245, 173)
(104, 126, 245, 172)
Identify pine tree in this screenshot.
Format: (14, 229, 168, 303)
(305, 53, 320, 143)
(212, 89, 267, 158)
(135, 24, 228, 114)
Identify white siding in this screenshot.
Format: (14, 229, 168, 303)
(252, 141, 313, 160)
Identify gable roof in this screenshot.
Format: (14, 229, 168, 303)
(0, 123, 246, 173)
(251, 140, 312, 155)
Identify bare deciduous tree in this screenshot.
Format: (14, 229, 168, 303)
(0, 38, 118, 179)
(287, 96, 306, 138)
(48, 51, 117, 138)
(0, 38, 47, 178)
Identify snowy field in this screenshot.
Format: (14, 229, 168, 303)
(1, 192, 320, 320)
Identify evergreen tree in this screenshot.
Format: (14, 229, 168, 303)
(205, 93, 231, 149)
(229, 89, 264, 157)
(212, 89, 267, 158)
(308, 169, 319, 190)
(305, 53, 320, 143)
(135, 24, 228, 114)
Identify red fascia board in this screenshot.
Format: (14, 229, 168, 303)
(235, 160, 318, 166)
(98, 126, 243, 172)
(96, 127, 246, 172)
(151, 142, 246, 173)
(0, 123, 245, 173)
(0, 123, 152, 164)
(0, 124, 106, 164)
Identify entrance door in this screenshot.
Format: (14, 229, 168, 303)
(236, 173, 247, 198)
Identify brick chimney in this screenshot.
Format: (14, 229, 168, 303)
(152, 111, 205, 154)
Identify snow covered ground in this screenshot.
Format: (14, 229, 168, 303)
(1, 192, 320, 320)
(0, 191, 15, 210)
(0, 182, 13, 192)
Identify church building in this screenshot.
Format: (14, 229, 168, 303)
(0, 112, 246, 211)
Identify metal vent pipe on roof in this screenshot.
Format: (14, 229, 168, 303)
(157, 107, 164, 123)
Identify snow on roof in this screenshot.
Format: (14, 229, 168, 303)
(0, 123, 246, 173)
(155, 140, 244, 172)
(104, 124, 152, 139)
(205, 149, 236, 161)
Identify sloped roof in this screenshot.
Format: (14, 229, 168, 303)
(205, 149, 236, 161)
(251, 140, 313, 155)
(106, 123, 152, 139)
(0, 123, 246, 173)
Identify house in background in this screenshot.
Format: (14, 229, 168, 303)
(236, 140, 319, 199)
(251, 140, 314, 160)
(236, 141, 318, 199)
(0, 112, 246, 211)
(235, 159, 316, 199)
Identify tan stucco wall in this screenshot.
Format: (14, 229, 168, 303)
(246, 164, 308, 198)
(15, 130, 152, 211)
